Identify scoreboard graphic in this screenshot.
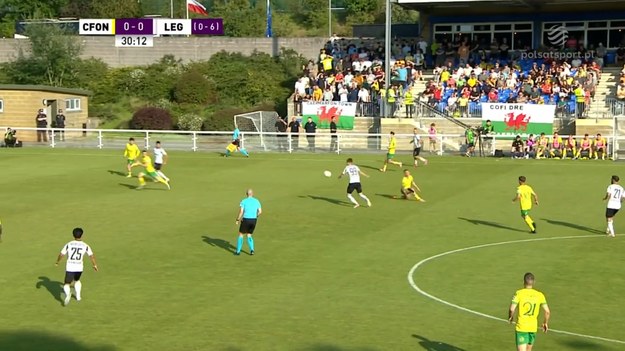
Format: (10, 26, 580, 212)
(79, 18, 224, 47)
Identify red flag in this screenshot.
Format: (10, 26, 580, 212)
(187, 0, 208, 16)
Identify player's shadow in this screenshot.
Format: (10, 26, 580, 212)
(359, 165, 381, 171)
(458, 217, 527, 233)
(0, 330, 116, 351)
(35, 276, 63, 304)
(117, 183, 165, 191)
(107, 170, 127, 177)
(202, 236, 237, 254)
(299, 195, 351, 206)
(541, 219, 604, 234)
(412, 334, 466, 351)
(557, 338, 610, 350)
(375, 193, 399, 199)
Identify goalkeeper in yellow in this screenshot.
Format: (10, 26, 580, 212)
(513, 176, 539, 233)
(133, 150, 170, 190)
(123, 138, 141, 177)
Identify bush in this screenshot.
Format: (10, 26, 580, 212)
(203, 108, 243, 131)
(177, 113, 204, 131)
(173, 69, 216, 105)
(130, 107, 173, 130)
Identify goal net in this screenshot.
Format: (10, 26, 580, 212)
(234, 111, 279, 151)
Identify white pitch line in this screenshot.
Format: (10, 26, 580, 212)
(407, 234, 625, 345)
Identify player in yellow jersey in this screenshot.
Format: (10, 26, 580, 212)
(132, 150, 170, 190)
(593, 133, 607, 160)
(508, 272, 550, 351)
(123, 138, 141, 177)
(399, 169, 425, 202)
(513, 176, 539, 233)
(380, 131, 403, 172)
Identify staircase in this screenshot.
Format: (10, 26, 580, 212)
(588, 67, 621, 118)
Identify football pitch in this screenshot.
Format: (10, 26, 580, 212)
(1, 149, 625, 351)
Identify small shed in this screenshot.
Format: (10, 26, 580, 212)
(0, 85, 90, 142)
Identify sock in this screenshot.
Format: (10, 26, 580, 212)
(359, 193, 371, 204)
(608, 221, 614, 235)
(236, 236, 244, 253)
(247, 236, 255, 251)
(139, 177, 146, 186)
(414, 193, 423, 201)
(240, 148, 249, 157)
(157, 171, 169, 181)
(347, 194, 359, 205)
(382, 164, 387, 171)
(63, 284, 71, 298)
(74, 281, 82, 300)
(594, 151, 598, 158)
(524, 216, 535, 231)
(225, 150, 230, 156)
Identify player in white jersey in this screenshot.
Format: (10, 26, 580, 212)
(55, 228, 98, 306)
(603, 175, 624, 237)
(410, 128, 429, 167)
(338, 158, 372, 208)
(152, 141, 170, 181)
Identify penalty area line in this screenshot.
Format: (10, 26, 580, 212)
(407, 234, 625, 345)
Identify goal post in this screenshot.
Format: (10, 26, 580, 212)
(234, 111, 279, 151)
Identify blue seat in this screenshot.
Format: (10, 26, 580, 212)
(543, 95, 550, 104)
(606, 52, 616, 65)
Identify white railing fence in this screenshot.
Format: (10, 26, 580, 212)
(0, 126, 621, 159)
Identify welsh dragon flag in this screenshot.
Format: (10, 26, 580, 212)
(301, 101, 356, 130)
(482, 103, 555, 139)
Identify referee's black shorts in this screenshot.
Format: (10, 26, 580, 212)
(239, 218, 257, 234)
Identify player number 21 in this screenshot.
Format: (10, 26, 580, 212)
(613, 189, 621, 199)
(522, 302, 537, 316)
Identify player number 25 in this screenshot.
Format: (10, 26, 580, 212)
(70, 248, 83, 260)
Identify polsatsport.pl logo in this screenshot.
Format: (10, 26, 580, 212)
(520, 50, 596, 60)
(520, 25, 595, 60)
(547, 25, 568, 47)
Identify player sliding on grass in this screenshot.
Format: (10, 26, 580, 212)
(380, 131, 402, 172)
(123, 137, 141, 177)
(224, 139, 249, 157)
(339, 158, 371, 208)
(133, 150, 170, 190)
(399, 169, 425, 202)
(513, 176, 538, 233)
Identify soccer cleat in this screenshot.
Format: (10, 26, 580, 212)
(234, 251, 240, 256)
(353, 204, 360, 208)
(533, 222, 537, 233)
(76, 296, 82, 302)
(398, 162, 403, 167)
(63, 294, 71, 306)
(126, 174, 132, 178)
(136, 185, 144, 190)
(250, 250, 254, 255)
(165, 181, 171, 190)
(366, 200, 372, 207)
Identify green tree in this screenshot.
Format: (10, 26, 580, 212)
(91, 0, 142, 18)
(212, 0, 264, 37)
(173, 69, 216, 105)
(5, 24, 84, 87)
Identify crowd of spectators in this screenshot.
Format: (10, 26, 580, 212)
(293, 34, 619, 119)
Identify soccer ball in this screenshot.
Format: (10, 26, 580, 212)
(324, 170, 332, 177)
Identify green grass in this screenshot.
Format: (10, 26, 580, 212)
(1, 149, 625, 351)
